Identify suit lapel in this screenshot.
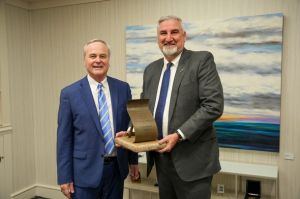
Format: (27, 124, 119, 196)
(149, 60, 164, 112)
(169, 49, 190, 123)
(107, 77, 118, 133)
(80, 77, 102, 135)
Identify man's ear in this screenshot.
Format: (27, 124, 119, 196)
(184, 31, 187, 41)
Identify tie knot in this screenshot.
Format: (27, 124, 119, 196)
(98, 83, 103, 90)
(167, 62, 173, 69)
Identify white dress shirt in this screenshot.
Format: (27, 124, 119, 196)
(87, 75, 116, 154)
(153, 53, 185, 139)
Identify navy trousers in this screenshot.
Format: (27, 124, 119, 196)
(71, 159, 123, 199)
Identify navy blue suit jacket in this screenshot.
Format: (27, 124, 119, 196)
(57, 76, 138, 188)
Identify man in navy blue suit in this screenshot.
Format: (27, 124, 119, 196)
(57, 39, 139, 199)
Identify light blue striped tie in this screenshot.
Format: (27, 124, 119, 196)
(98, 83, 114, 155)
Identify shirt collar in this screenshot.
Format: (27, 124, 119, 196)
(87, 74, 108, 91)
(163, 52, 182, 66)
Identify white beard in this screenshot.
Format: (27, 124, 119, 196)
(162, 46, 178, 56)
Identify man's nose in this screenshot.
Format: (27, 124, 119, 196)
(95, 57, 102, 62)
(165, 33, 173, 41)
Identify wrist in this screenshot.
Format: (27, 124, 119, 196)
(175, 131, 183, 142)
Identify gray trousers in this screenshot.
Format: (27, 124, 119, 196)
(154, 153, 213, 199)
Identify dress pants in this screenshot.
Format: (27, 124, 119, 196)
(71, 158, 123, 199)
(154, 153, 213, 199)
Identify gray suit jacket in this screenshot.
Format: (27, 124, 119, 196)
(141, 48, 224, 181)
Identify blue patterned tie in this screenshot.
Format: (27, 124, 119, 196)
(98, 83, 114, 155)
(155, 62, 172, 139)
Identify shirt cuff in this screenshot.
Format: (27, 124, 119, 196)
(177, 129, 185, 140)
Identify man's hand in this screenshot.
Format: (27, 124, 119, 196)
(129, 164, 140, 182)
(158, 133, 180, 153)
(60, 182, 74, 199)
(115, 131, 128, 147)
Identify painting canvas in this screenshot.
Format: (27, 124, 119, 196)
(126, 13, 283, 152)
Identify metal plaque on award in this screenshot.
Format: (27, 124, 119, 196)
(114, 99, 166, 152)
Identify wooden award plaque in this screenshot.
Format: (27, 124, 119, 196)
(115, 99, 166, 152)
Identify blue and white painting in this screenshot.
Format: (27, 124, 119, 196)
(126, 13, 283, 152)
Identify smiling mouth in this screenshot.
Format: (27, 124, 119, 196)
(164, 43, 176, 46)
(93, 65, 103, 68)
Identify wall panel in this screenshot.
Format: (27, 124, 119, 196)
(5, 4, 36, 193)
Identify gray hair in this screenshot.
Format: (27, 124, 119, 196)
(83, 39, 111, 57)
(157, 15, 184, 30)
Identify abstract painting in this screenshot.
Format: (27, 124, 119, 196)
(126, 13, 283, 152)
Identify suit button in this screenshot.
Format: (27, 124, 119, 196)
(101, 154, 104, 158)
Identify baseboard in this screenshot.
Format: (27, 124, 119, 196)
(10, 184, 36, 199)
(35, 184, 65, 199)
(10, 183, 65, 199)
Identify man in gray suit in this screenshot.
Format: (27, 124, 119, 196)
(141, 16, 224, 199)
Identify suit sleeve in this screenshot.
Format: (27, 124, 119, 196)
(179, 52, 224, 142)
(56, 89, 74, 184)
